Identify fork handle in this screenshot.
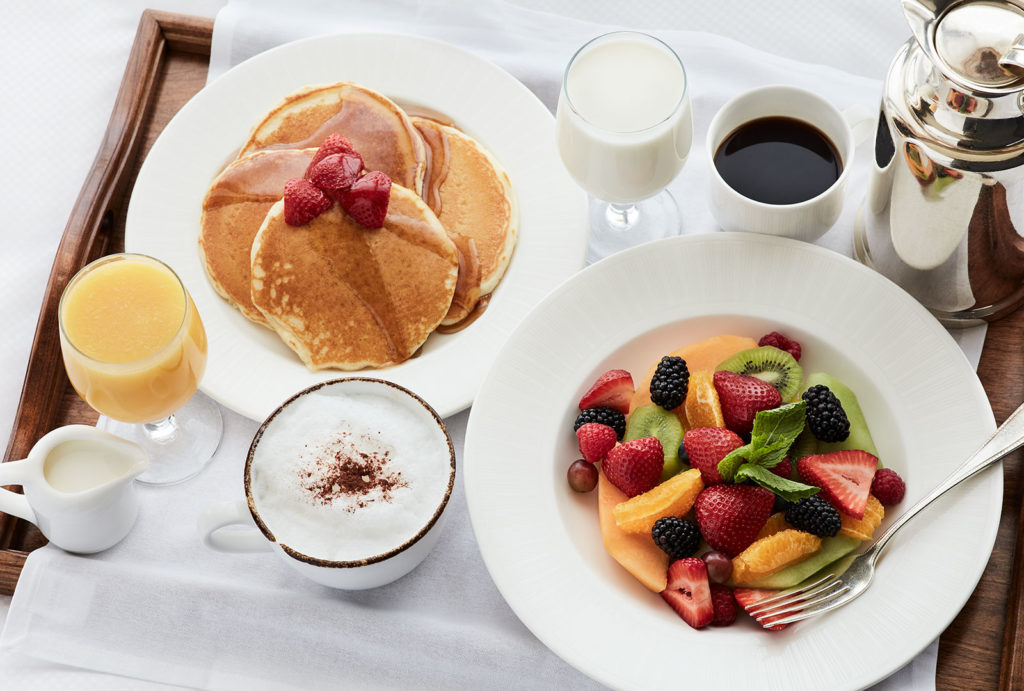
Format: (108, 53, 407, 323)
(868, 399, 1024, 558)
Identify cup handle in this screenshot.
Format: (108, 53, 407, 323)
(843, 104, 875, 148)
(198, 499, 273, 553)
(0, 459, 37, 525)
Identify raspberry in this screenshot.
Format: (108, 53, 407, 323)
(651, 517, 701, 560)
(649, 356, 690, 410)
(758, 331, 802, 361)
(802, 385, 850, 443)
(871, 468, 906, 505)
(574, 407, 626, 440)
(709, 584, 738, 626)
(784, 495, 841, 537)
(575, 423, 617, 463)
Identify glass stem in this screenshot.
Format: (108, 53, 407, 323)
(143, 415, 179, 445)
(605, 202, 639, 231)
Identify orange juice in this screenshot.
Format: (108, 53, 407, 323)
(59, 255, 207, 423)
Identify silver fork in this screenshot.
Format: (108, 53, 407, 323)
(747, 399, 1024, 628)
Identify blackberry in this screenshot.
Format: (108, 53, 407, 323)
(802, 384, 850, 443)
(677, 439, 690, 467)
(650, 356, 690, 410)
(651, 517, 701, 560)
(785, 495, 841, 538)
(573, 407, 626, 440)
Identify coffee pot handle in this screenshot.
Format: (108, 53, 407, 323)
(843, 104, 875, 148)
(0, 459, 37, 524)
(198, 499, 273, 553)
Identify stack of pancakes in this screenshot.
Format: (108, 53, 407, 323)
(199, 82, 518, 370)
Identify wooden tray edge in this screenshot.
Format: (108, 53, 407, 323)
(0, 10, 213, 594)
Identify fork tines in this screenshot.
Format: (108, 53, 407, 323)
(746, 573, 848, 628)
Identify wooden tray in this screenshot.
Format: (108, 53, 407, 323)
(2, 9, 1023, 689)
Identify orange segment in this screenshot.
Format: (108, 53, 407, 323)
(629, 335, 758, 423)
(684, 370, 725, 428)
(756, 512, 793, 540)
(731, 529, 822, 584)
(613, 468, 704, 535)
(839, 494, 884, 541)
(598, 471, 668, 592)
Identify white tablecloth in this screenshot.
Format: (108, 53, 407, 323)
(0, 0, 987, 688)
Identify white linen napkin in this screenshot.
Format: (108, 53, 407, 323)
(0, 0, 987, 688)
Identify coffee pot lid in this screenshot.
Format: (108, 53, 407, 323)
(927, 1, 1024, 90)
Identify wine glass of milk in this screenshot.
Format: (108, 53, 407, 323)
(556, 32, 692, 261)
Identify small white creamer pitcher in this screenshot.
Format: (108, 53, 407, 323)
(0, 425, 148, 553)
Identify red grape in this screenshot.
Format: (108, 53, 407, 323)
(702, 550, 733, 584)
(567, 459, 598, 493)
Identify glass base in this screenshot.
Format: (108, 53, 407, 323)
(586, 190, 681, 265)
(104, 393, 223, 486)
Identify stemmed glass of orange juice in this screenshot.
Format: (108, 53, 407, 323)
(58, 253, 222, 485)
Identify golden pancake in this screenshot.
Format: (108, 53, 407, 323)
(239, 83, 427, 195)
(250, 185, 458, 370)
(199, 149, 315, 324)
(412, 117, 518, 325)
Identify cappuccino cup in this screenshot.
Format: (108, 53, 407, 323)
(198, 378, 455, 590)
(706, 85, 874, 242)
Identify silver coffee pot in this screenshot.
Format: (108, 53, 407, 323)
(855, 0, 1024, 326)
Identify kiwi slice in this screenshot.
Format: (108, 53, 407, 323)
(625, 404, 685, 481)
(716, 346, 803, 402)
(799, 373, 879, 459)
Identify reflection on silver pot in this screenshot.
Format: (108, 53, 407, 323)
(854, 0, 1024, 326)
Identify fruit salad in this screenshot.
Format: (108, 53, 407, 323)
(566, 331, 906, 630)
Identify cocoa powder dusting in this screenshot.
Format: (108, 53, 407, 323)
(301, 432, 407, 512)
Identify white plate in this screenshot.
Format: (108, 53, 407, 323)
(125, 33, 587, 421)
(464, 233, 999, 690)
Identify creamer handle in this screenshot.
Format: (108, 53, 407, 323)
(843, 104, 875, 148)
(198, 499, 272, 553)
(0, 459, 37, 524)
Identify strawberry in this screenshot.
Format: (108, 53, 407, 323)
(338, 171, 391, 229)
(575, 423, 617, 464)
(769, 457, 792, 480)
(694, 484, 774, 557)
(307, 152, 363, 196)
(712, 370, 782, 437)
(797, 450, 878, 519)
(758, 331, 802, 361)
(734, 588, 790, 630)
(603, 437, 663, 497)
(578, 369, 634, 414)
(304, 133, 359, 177)
(661, 558, 714, 629)
(282, 178, 331, 226)
(871, 467, 906, 505)
(709, 583, 738, 626)
(683, 427, 744, 485)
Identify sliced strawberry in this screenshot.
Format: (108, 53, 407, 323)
(734, 588, 791, 630)
(797, 450, 878, 519)
(683, 427, 744, 485)
(694, 484, 774, 557)
(603, 437, 663, 497)
(338, 171, 391, 229)
(575, 423, 617, 464)
(713, 370, 782, 438)
(304, 133, 359, 177)
(578, 369, 634, 414)
(282, 178, 331, 226)
(307, 152, 363, 196)
(661, 558, 714, 629)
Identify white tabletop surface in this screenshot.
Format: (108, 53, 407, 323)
(1, 0, 929, 686)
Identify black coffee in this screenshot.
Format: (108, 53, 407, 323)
(713, 116, 842, 205)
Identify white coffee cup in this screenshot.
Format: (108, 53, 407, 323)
(706, 85, 874, 242)
(198, 378, 455, 590)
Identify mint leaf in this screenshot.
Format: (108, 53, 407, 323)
(734, 463, 820, 502)
(716, 401, 807, 482)
(750, 401, 807, 450)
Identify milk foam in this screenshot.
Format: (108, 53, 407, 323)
(250, 384, 451, 562)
